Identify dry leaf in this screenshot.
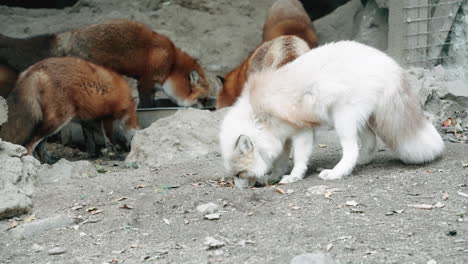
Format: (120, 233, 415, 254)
(115, 197, 128, 202)
(162, 218, 170, 225)
(324, 191, 333, 198)
(443, 117, 452, 127)
(91, 209, 103, 215)
(275, 188, 286, 194)
(24, 215, 36, 222)
(134, 184, 146, 189)
(318, 144, 327, 148)
(119, 204, 133, 210)
(326, 243, 333, 251)
(86, 207, 97, 212)
(7, 221, 19, 230)
(457, 191, 468, 198)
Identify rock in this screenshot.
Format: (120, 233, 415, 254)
(0, 96, 7, 125)
(12, 215, 76, 239)
(126, 108, 228, 168)
(353, 0, 388, 51)
(0, 190, 32, 220)
(196, 202, 219, 214)
(0, 141, 40, 220)
(314, 0, 364, 45)
(47, 247, 67, 255)
(204, 213, 221, 220)
(290, 253, 337, 264)
(38, 159, 97, 184)
(204, 237, 225, 250)
(31, 244, 45, 252)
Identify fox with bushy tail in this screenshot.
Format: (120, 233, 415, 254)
(0, 57, 138, 164)
(219, 40, 444, 187)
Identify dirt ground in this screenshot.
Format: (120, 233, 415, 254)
(1, 131, 467, 264)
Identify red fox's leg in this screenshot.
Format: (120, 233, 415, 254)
(34, 139, 61, 164)
(101, 118, 116, 152)
(137, 73, 156, 108)
(81, 121, 99, 158)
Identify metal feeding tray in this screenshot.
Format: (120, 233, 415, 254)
(137, 97, 216, 129)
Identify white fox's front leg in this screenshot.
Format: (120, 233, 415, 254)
(319, 110, 360, 180)
(279, 129, 315, 184)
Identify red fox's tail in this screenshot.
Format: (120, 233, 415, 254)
(371, 73, 444, 164)
(0, 69, 43, 146)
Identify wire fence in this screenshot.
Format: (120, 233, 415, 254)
(402, 0, 463, 67)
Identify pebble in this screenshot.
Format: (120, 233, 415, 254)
(290, 252, 337, 264)
(196, 202, 219, 214)
(48, 247, 67, 255)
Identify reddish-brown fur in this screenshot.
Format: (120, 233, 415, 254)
(0, 64, 17, 98)
(262, 0, 318, 48)
(54, 19, 210, 107)
(0, 57, 138, 163)
(216, 36, 310, 109)
(216, 0, 317, 109)
(0, 19, 210, 107)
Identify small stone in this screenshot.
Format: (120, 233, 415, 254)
(48, 247, 66, 255)
(427, 260, 437, 264)
(290, 252, 337, 264)
(204, 237, 225, 250)
(204, 213, 220, 220)
(196, 202, 219, 214)
(31, 244, 44, 252)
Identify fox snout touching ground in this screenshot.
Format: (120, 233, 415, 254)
(263, 0, 318, 48)
(219, 41, 444, 188)
(216, 36, 310, 109)
(0, 57, 138, 164)
(0, 19, 211, 107)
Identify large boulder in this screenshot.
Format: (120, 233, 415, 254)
(0, 140, 41, 220)
(126, 108, 227, 168)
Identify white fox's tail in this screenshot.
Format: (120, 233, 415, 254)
(371, 73, 444, 164)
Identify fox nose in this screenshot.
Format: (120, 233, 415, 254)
(199, 96, 208, 106)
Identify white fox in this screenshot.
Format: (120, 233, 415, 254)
(219, 40, 444, 187)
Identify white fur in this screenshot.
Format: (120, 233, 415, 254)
(219, 40, 444, 187)
(162, 79, 199, 107)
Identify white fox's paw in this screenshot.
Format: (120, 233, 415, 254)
(318, 169, 344, 181)
(279, 175, 302, 184)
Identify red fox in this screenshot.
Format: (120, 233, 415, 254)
(0, 57, 138, 164)
(262, 0, 318, 48)
(0, 19, 210, 107)
(216, 35, 310, 109)
(0, 64, 17, 98)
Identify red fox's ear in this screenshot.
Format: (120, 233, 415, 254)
(189, 70, 200, 84)
(216, 75, 225, 84)
(235, 134, 254, 155)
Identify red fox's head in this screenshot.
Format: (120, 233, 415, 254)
(162, 48, 210, 107)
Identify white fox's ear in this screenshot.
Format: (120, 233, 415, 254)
(190, 70, 200, 84)
(235, 134, 253, 155)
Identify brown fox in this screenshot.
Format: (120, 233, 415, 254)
(0, 19, 210, 107)
(216, 35, 310, 109)
(0, 57, 138, 164)
(262, 0, 318, 48)
(0, 64, 17, 98)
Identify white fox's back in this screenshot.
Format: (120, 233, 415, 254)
(245, 40, 443, 163)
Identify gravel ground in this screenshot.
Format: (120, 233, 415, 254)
(1, 131, 467, 264)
